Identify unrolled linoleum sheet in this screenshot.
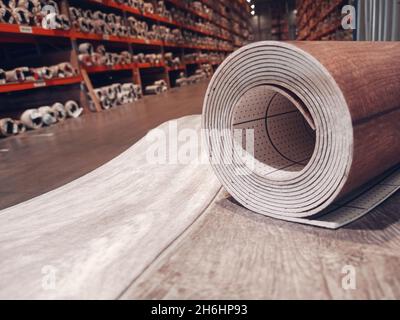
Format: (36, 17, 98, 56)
(0, 115, 221, 299)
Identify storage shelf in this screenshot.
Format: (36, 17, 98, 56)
(0, 23, 231, 50)
(166, 65, 186, 72)
(0, 76, 82, 93)
(297, 0, 344, 40)
(138, 62, 165, 69)
(0, 0, 250, 110)
(84, 64, 135, 73)
(84, 61, 217, 75)
(86, 0, 232, 42)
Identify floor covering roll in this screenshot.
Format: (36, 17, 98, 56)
(202, 41, 400, 228)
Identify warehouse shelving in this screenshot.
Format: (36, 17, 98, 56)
(297, 0, 352, 40)
(0, 0, 252, 116)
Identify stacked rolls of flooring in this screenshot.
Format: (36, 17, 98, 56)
(0, 0, 70, 30)
(85, 82, 142, 110)
(0, 100, 83, 139)
(1, 62, 76, 84)
(202, 41, 400, 227)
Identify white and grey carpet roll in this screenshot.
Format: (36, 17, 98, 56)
(202, 41, 400, 229)
(145, 79, 168, 95)
(38, 106, 57, 126)
(51, 102, 67, 121)
(0, 6, 14, 24)
(0, 118, 17, 137)
(0, 68, 5, 84)
(64, 100, 83, 118)
(20, 108, 43, 129)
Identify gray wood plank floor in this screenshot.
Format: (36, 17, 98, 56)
(123, 189, 400, 299)
(1, 82, 399, 299)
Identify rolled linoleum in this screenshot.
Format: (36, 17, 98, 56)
(202, 41, 400, 228)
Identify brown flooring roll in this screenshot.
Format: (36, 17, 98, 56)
(202, 41, 400, 226)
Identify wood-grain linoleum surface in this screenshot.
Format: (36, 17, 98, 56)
(1, 81, 400, 299)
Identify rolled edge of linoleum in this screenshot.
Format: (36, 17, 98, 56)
(202, 41, 400, 223)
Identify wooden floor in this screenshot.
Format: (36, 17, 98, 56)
(0, 83, 205, 211)
(1, 81, 400, 299)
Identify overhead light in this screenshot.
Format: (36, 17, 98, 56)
(251, 10, 255, 15)
(251, 4, 255, 9)
(246, 0, 251, 3)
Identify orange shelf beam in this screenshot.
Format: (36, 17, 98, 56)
(0, 76, 82, 94)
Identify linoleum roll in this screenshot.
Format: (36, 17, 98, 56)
(64, 100, 83, 118)
(202, 41, 400, 227)
(20, 108, 43, 129)
(0, 118, 17, 137)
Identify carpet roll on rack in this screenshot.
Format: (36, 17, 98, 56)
(55, 62, 75, 78)
(0, 68, 5, 84)
(51, 102, 67, 121)
(20, 108, 43, 129)
(38, 106, 57, 126)
(64, 100, 83, 118)
(0, 118, 17, 137)
(0, 6, 14, 24)
(203, 41, 400, 228)
(5, 67, 33, 82)
(15, 120, 26, 134)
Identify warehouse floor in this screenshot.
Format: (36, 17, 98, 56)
(1, 81, 400, 299)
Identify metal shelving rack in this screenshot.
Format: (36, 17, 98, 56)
(0, 0, 252, 115)
(296, 0, 353, 41)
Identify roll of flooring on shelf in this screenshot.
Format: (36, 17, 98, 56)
(145, 85, 162, 95)
(78, 54, 93, 67)
(64, 100, 83, 118)
(133, 84, 142, 99)
(51, 102, 67, 121)
(55, 62, 75, 78)
(38, 106, 57, 126)
(0, 0, 16, 9)
(59, 14, 70, 30)
(202, 41, 400, 229)
(92, 10, 105, 21)
(176, 77, 187, 87)
(0, 68, 5, 84)
(43, 0, 59, 14)
(120, 51, 132, 64)
(90, 52, 104, 66)
(15, 120, 26, 134)
(93, 19, 107, 35)
(32, 66, 52, 80)
(12, 7, 32, 25)
(5, 68, 25, 82)
(19, 0, 41, 14)
(155, 79, 168, 92)
(69, 6, 81, 21)
(79, 42, 93, 55)
(0, 118, 17, 138)
(77, 17, 91, 33)
(143, 2, 153, 14)
(0, 6, 14, 24)
(20, 108, 43, 129)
